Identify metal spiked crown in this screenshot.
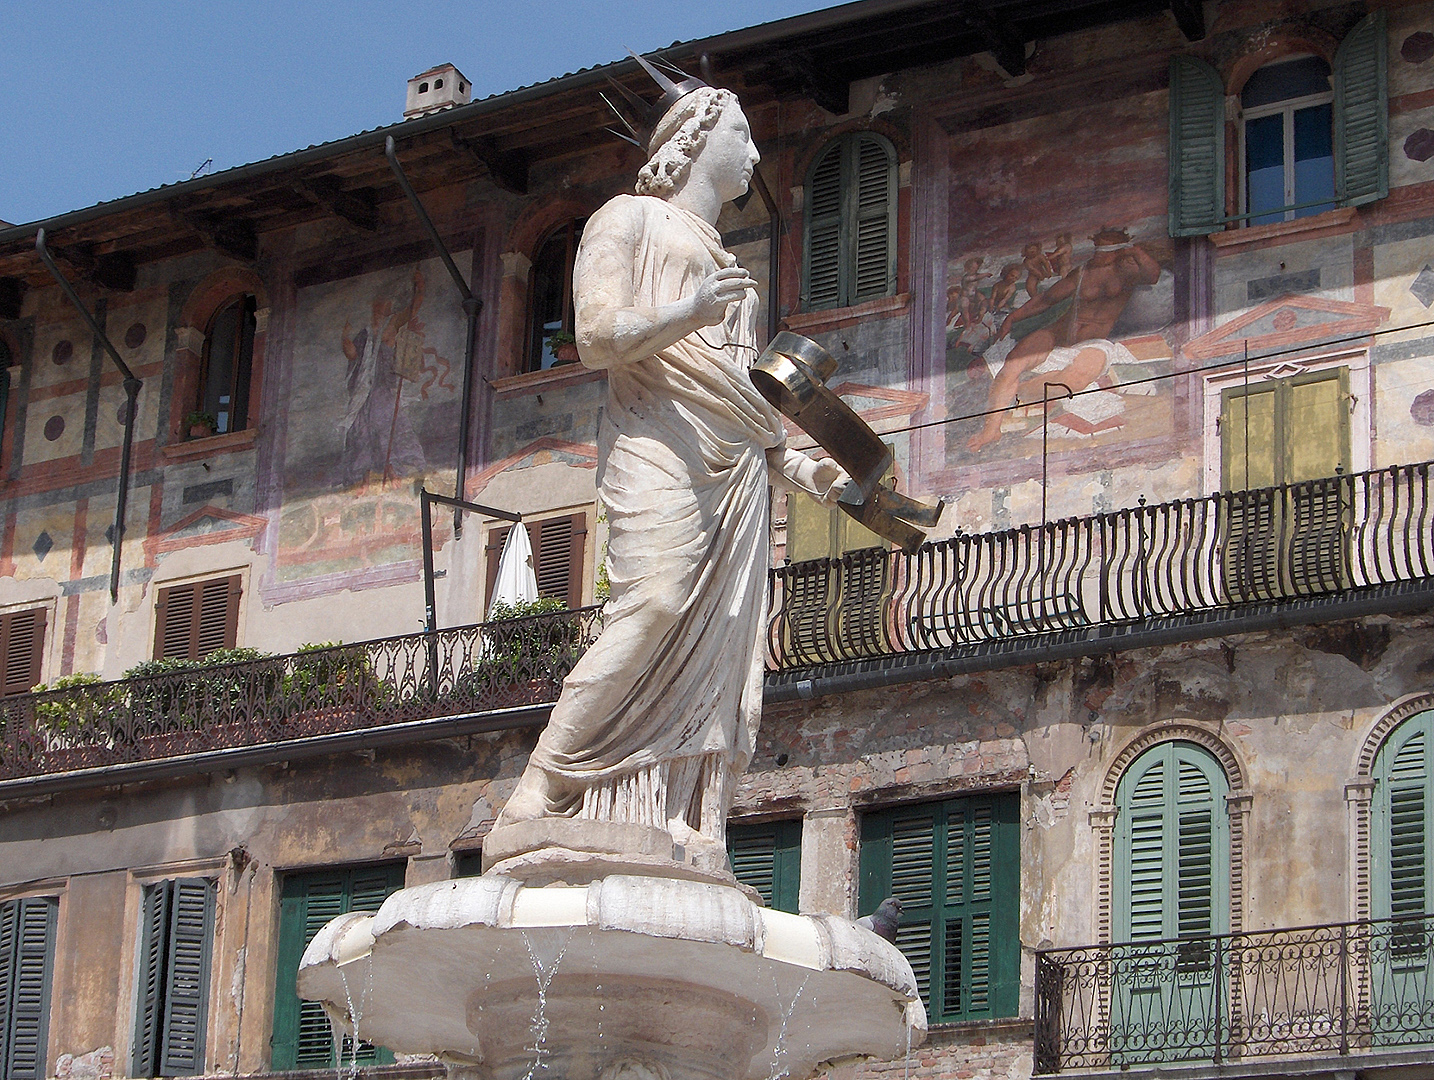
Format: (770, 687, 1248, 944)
(601, 52, 709, 150)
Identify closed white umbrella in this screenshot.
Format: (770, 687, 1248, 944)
(487, 523, 538, 618)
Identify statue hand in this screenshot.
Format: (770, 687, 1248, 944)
(810, 456, 852, 507)
(690, 266, 758, 327)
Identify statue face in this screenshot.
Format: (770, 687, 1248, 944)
(697, 102, 760, 204)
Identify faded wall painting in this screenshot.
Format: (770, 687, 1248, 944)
(278, 253, 467, 584)
(941, 95, 1179, 470)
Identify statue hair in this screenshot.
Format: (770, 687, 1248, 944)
(635, 87, 739, 198)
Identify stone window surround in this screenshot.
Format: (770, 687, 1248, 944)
(147, 563, 253, 658)
(1090, 721, 1250, 944)
(171, 267, 270, 452)
(1199, 344, 1371, 495)
(1347, 691, 1434, 923)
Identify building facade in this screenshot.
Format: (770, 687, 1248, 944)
(4, 1, 1434, 1078)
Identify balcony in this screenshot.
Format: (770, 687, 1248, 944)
(0, 605, 603, 793)
(1035, 915, 1434, 1073)
(3, 462, 1432, 793)
(765, 461, 1434, 696)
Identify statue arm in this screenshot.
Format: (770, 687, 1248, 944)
(574, 199, 757, 369)
(768, 447, 850, 506)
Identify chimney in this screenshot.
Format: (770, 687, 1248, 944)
(405, 64, 472, 119)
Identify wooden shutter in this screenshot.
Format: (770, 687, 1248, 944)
(859, 794, 1018, 1023)
(1335, 10, 1388, 208)
(485, 516, 586, 610)
(0, 897, 57, 1080)
(271, 864, 404, 1072)
(851, 135, 897, 303)
(1168, 55, 1226, 236)
(154, 577, 241, 660)
(158, 879, 215, 1075)
(1374, 713, 1434, 921)
(804, 143, 843, 309)
(132, 884, 169, 1077)
(0, 608, 45, 696)
(727, 819, 802, 913)
(1115, 742, 1228, 944)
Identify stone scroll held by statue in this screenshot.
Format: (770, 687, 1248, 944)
(485, 59, 868, 874)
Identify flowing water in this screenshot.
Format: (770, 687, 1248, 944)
(520, 929, 573, 1080)
(334, 953, 375, 1080)
(766, 973, 812, 1080)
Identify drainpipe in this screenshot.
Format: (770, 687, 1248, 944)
(385, 136, 482, 538)
(35, 228, 141, 602)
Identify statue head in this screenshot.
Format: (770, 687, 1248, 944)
(635, 86, 747, 199)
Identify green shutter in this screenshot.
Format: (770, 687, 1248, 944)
(159, 880, 214, 1076)
(271, 864, 405, 1072)
(1168, 55, 1226, 236)
(805, 144, 843, 309)
(132, 884, 169, 1077)
(1115, 743, 1228, 943)
(0, 898, 57, 1080)
(851, 135, 897, 303)
(1375, 713, 1434, 921)
(804, 134, 896, 310)
(727, 819, 802, 913)
(1335, 10, 1388, 208)
(859, 794, 1019, 1022)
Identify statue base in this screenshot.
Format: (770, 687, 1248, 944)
(298, 873, 926, 1080)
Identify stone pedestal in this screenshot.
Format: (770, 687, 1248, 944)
(298, 872, 926, 1080)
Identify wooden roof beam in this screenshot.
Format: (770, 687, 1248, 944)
(168, 205, 258, 262)
(1169, 0, 1205, 40)
(450, 132, 529, 195)
(293, 176, 380, 232)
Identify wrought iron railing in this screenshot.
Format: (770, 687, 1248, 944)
(767, 461, 1434, 671)
(1035, 914, 1434, 1071)
(0, 605, 603, 781)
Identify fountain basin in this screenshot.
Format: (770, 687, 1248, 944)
(298, 873, 927, 1080)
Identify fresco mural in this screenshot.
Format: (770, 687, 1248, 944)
(277, 254, 465, 584)
(940, 96, 1178, 469)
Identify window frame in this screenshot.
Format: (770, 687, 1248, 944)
(270, 862, 406, 1072)
(0, 895, 58, 1080)
(858, 791, 1020, 1023)
(197, 293, 257, 435)
(151, 574, 244, 661)
(801, 131, 899, 312)
(524, 218, 585, 374)
(131, 877, 217, 1078)
(483, 511, 590, 611)
(1238, 75, 1336, 226)
(727, 818, 802, 913)
(0, 606, 48, 697)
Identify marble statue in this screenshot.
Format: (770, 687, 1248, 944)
(492, 81, 847, 853)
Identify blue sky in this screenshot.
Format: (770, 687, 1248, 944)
(0, 1, 831, 227)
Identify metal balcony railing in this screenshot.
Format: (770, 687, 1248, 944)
(1035, 914, 1434, 1072)
(766, 461, 1434, 672)
(0, 605, 603, 782)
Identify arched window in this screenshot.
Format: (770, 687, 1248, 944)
(199, 294, 256, 435)
(526, 219, 585, 372)
(1114, 741, 1230, 943)
(1241, 55, 1336, 225)
(802, 132, 897, 311)
(1372, 709, 1434, 921)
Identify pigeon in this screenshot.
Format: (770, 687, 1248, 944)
(856, 896, 903, 943)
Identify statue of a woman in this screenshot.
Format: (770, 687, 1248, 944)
(492, 84, 846, 857)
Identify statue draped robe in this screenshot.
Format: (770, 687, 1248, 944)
(521, 193, 786, 844)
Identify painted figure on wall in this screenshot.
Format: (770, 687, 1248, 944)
(965, 228, 1162, 451)
(339, 267, 429, 488)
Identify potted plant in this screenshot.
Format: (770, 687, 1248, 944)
(185, 410, 218, 439)
(548, 331, 580, 365)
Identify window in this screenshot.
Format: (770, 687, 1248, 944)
(1241, 56, 1336, 225)
(727, 819, 801, 913)
(153, 577, 241, 661)
(1110, 742, 1229, 1061)
(199, 294, 256, 434)
(527, 219, 584, 372)
(0, 608, 46, 697)
(1169, 10, 1387, 235)
(858, 793, 1019, 1022)
(1220, 368, 1349, 600)
(803, 133, 897, 310)
(1114, 741, 1229, 944)
(485, 515, 588, 609)
(1373, 710, 1434, 921)
(0, 896, 58, 1080)
(132, 879, 216, 1078)
(270, 864, 405, 1071)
